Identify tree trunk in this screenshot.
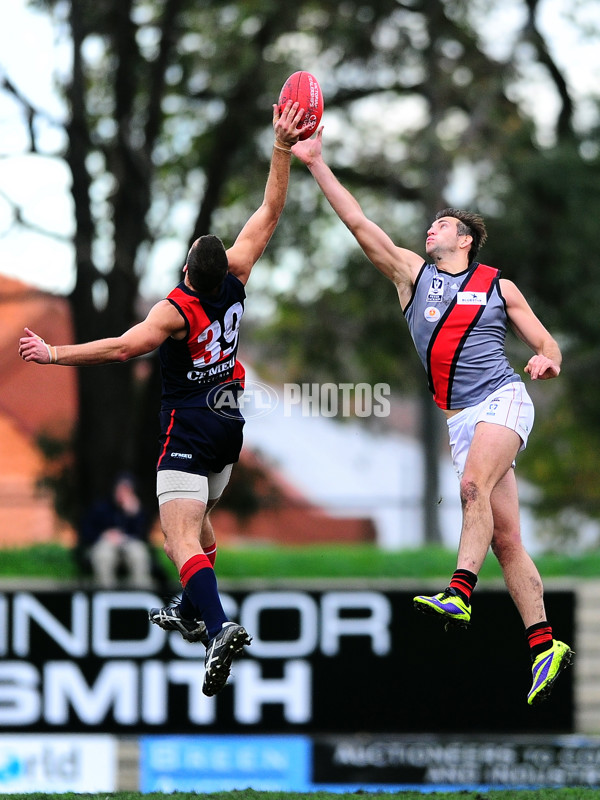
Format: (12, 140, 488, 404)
(420, 381, 443, 545)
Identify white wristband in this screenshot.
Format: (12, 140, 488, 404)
(43, 342, 55, 363)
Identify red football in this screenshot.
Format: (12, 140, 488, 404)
(278, 71, 323, 140)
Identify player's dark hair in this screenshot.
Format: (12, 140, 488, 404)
(186, 235, 228, 292)
(435, 208, 488, 263)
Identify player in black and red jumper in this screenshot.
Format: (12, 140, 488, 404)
(19, 99, 307, 697)
(293, 127, 573, 707)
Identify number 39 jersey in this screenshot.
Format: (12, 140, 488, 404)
(159, 273, 246, 408)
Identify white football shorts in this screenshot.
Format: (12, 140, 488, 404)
(446, 381, 535, 478)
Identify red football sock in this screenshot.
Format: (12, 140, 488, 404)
(179, 553, 212, 587)
(203, 544, 217, 567)
(526, 622, 553, 661)
(449, 569, 478, 603)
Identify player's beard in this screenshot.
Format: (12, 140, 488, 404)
(426, 240, 456, 263)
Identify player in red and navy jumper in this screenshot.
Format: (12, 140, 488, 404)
(294, 128, 573, 706)
(19, 98, 309, 696)
(157, 270, 247, 479)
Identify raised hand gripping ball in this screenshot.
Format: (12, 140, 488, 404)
(278, 71, 323, 140)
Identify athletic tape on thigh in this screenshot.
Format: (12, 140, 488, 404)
(156, 470, 209, 505)
(208, 464, 233, 500)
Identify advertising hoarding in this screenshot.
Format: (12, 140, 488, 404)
(0, 587, 574, 734)
(0, 734, 116, 793)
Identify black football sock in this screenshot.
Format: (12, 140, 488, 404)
(179, 590, 196, 620)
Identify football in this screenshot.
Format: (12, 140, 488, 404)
(278, 71, 323, 140)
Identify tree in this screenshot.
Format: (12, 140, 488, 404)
(249, 0, 559, 542)
(253, 0, 600, 535)
(482, 141, 600, 525)
(470, 0, 600, 526)
(4, 0, 406, 518)
(2, 0, 599, 540)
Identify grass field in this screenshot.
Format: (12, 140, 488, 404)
(4, 790, 600, 799)
(1, 542, 600, 582)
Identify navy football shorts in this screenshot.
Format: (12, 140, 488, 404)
(157, 405, 244, 476)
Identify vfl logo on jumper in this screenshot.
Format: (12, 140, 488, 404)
(424, 306, 441, 322)
(457, 291, 487, 305)
(207, 380, 279, 419)
(426, 276, 444, 302)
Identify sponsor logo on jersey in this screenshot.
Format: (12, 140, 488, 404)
(424, 306, 441, 322)
(457, 291, 487, 305)
(187, 356, 236, 385)
(426, 276, 444, 302)
(170, 452, 193, 459)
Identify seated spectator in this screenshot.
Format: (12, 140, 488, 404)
(78, 472, 155, 588)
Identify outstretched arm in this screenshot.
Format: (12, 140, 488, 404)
(19, 300, 185, 366)
(292, 128, 424, 300)
(501, 278, 562, 380)
(226, 101, 307, 284)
